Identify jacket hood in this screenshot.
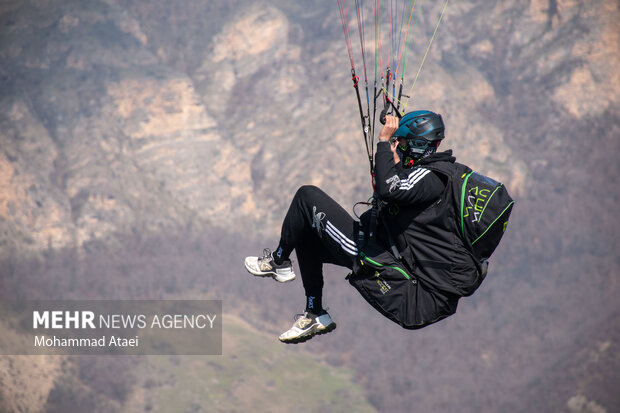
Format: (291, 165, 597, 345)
(415, 150, 455, 166)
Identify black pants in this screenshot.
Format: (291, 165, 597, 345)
(279, 185, 358, 298)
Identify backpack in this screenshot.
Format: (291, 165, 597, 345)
(410, 160, 514, 294)
(455, 170, 514, 261)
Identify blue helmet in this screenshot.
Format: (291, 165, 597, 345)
(394, 110, 445, 166)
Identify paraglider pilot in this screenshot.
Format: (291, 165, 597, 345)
(245, 112, 487, 343)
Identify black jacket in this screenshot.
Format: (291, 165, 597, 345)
(371, 142, 481, 297)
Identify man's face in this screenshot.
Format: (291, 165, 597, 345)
(393, 137, 409, 164)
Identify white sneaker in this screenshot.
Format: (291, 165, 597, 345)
(244, 248, 296, 283)
(279, 311, 336, 344)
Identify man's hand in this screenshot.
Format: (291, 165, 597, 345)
(378, 115, 399, 142)
(377, 115, 401, 165)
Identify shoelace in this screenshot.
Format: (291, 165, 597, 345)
(293, 312, 308, 321)
(292, 307, 330, 323)
(293, 313, 312, 328)
(259, 248, 273, 263)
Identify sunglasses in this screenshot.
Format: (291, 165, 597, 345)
(408, 138, 431, 148)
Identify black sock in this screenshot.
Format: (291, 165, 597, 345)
(273, 243, 292, 265)
(305, 295, 323, 315)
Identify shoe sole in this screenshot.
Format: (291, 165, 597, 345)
(244, 261, 295, 283)
(279, 322, 337, 344)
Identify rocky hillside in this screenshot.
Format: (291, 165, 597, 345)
(0, 0, 536, 254)
(0, 0, 619, 412)
(2, 0, 616, 255)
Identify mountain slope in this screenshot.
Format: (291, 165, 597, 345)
(0, 1, 619, 412)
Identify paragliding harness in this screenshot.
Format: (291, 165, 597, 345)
(348, 161, 514, 329)
(348, 196, 422, 329)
